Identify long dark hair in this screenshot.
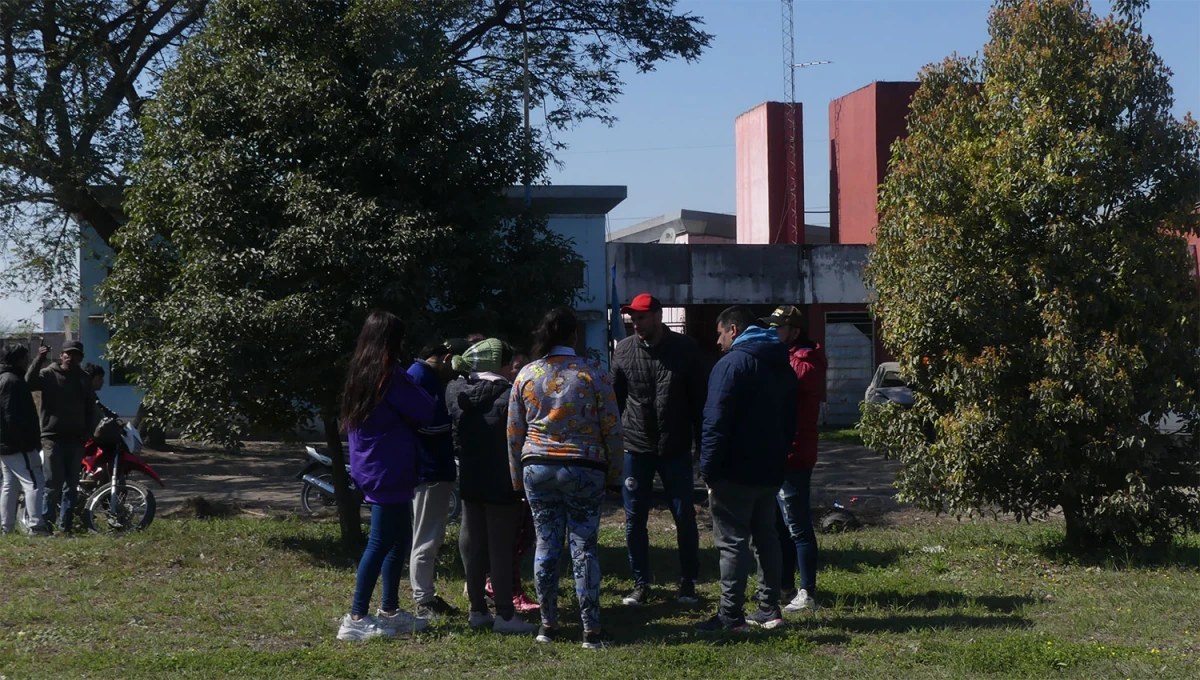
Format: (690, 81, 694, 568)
(341, 310, 406, 431)
(531, 307, 578, 360)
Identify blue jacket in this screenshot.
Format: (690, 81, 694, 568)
(348, 365, 435, 505)
(699, 327, 799, 487)
(407, 360, 457, 484)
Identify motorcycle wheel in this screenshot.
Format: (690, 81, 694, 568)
(82, 481, 156, 534)
(446, 485, 461, 524)
(301, 474, 337, 516)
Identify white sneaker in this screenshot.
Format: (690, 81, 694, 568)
(468, 611, 495, 630)
(492, 613, 538, 635)
(337, 614, 391, 641)
(375, 608, 429, 635)
(784, 589, 821, 613)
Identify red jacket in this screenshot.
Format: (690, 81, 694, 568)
(788, 342, 827, 470)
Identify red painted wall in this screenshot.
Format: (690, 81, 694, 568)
(735, 102, 805, 245)
(829, 82, 919, 245)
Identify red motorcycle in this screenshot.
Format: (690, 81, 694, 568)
(78, 407, 164, 533)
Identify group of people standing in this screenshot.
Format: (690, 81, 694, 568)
(330, 294, 827, 647)
(1, 340, 107, 536)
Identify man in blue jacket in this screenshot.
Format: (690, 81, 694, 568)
(408, 338, 469, 620)
(695, 306, 798, 633)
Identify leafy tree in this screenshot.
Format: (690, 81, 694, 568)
(0, 0, 710, 303)
(99, 0, 708, 541)
(862, 0, 1200, 547)
(0, 0, 208, 304)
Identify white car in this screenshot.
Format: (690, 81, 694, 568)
(864, 362, 914, 408)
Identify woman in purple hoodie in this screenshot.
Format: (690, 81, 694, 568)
(337, 311, 436, 641)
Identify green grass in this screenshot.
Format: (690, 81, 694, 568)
(819, 427, 864, 445)
(1, 509, 1197, 679)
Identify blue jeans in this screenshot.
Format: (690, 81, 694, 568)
(42, 439, 84, 532)
(777, 468, 818, 595)
(524, 464, 605, 631)
(622, 452, 699, 587)
(351, 502, 413, 617)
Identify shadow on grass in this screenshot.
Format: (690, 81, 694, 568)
(267, 534, 362, 569)
(1036, 536, 1200, 570)
(822, 545, 904, 572)
(829, 612, 1030, 634)
(833, 590, 1035, 613)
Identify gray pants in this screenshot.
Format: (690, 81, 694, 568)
(459, 500, 522, 618)
(410, 481, 454, 605)
(709, 479, 783, 622)
(1, 451, 47, 533)
(43, 439, 85, 532)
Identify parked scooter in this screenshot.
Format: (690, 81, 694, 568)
(296, 446, 461, 521)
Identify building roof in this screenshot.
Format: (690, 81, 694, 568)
(608, 209, 737, 243)
(504, 185, 627, 215)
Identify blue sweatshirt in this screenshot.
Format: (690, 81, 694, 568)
(407, 360, 457, 484)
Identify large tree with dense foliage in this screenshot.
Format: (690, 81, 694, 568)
(99, 0, 710, 540)
(862, 0, 1200, 547)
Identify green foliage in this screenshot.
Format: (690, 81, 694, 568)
(862, 0, 1200, 547)
(98, 0, 590, 446)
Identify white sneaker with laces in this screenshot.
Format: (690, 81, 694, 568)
(492, 613, 538, 635)
(784, 589, 821, 613)
(375, 608, 429, 635)
(468, 611, 495, 630)
(337, 614, 391, 641)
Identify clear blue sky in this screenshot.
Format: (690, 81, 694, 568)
(2, 0, 1198, 327)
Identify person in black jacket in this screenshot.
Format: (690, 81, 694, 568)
(0, 344, 50, 534)
(26, 339, 96, 534)
(610, 293, 708, 606)
(695, 306, 798, 633)
(446, 338, 538, 635)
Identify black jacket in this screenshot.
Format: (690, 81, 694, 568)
(446, 375, 520, 505)
(0, 363, 41, 455)
(26, 354, 96, 442)
(699, 329, 798, 487)
(611, 330, 708, 458)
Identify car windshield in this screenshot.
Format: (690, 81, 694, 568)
(880, 371, 907, 388)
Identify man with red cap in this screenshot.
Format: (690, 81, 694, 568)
(759, 305, 827, 612)
(610, 293, 708, 606)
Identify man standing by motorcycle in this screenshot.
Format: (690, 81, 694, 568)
(1, 344, 50, 535)
(26, 340, 97, 534)
(407, 338, 469, 620)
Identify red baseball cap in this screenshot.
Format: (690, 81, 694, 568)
(620, 293, 662, 314)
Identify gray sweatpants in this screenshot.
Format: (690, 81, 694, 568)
(1, 450, 48, 533)
(410, 481, 454, 605)
(709, 478, 783, 622)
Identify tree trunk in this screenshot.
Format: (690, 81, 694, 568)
(1060, 487, 1094, 549)
(324, 417, 363, 545)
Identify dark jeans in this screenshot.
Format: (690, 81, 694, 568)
(42, 439, 85, 532)
(777, 468, 818, 595)
(351, 502, 413, 617)
(708, 479, 782, 622)
(460, 500, 522, 618)
(622, 452, 700, 587)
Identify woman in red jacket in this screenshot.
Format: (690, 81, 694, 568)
(760, 306, 827, 613)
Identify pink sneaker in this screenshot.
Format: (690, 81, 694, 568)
(513, 591, 540, 612)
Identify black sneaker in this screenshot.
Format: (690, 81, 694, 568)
(536, 624, 559, 644)
(694, 614, 750, 633)
(621, 584, 650, 606)
(581, 629, 610, 650)
(746, 606, 785, 630)
(416, 595, 458, 620)
(677, 580, 699, 604)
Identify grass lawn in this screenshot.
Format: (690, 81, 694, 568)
(1, 505, 1197, 679)
(819, 428, 864, 446)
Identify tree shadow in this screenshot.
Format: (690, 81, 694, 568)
(821, 545, 904, 573)
(268, 534, 362, 570)
(1036, 536, 1200, 570)
(832, 590, 1034, 614)
(828, 612, 1030, 634)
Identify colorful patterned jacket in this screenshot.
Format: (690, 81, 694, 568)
(506, 349, 623, 490)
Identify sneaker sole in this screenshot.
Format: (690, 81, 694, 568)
(748, 619, 785, 630)
(536, 634, 555, 644)
(621, 598, 643, 606)
(581, 642, 604, 649)
(784, 604, 820, 613)
(337, 630, 383, 641)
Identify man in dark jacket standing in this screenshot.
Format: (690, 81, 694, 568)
(611, 293, 707, 606)
(760, 306, 827, 613)
(695, 306, 797, 632)
(1, 344, 49, 534)
(26, 340, 96, 534)
(407, 338, 468, 620)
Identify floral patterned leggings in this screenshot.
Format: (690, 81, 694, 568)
(522, 464, 606, 632)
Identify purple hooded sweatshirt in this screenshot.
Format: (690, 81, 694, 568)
(348, 365, 436, 505)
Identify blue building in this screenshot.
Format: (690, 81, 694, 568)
(78, 185, 626, 418)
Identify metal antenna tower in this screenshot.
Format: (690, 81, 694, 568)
(782, 0, 830, 243)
